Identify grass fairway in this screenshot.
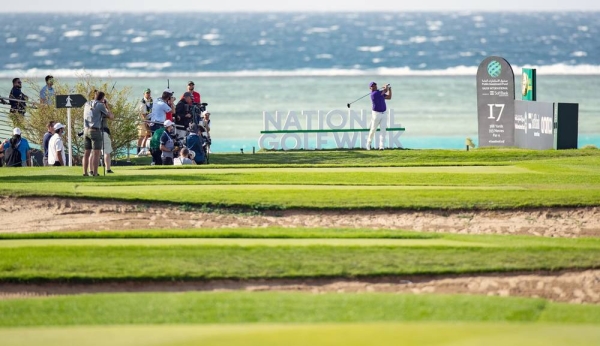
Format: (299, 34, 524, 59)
(0, 150, 598, 210)
(1, 323, 599, 346)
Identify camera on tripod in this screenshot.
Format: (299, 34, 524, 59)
(190, 103, 208, 123)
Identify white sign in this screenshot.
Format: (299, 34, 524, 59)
(259, 109, 404, 150)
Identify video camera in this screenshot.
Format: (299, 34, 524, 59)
(190, 103, 208, 123)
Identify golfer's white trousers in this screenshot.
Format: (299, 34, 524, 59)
(367, 111, 387, 149)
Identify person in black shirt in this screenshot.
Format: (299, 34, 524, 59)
(9, 78, 28, 115)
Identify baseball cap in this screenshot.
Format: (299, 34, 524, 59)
(182, 92, 193, 98)
(188, 123, 199, 133)
(187, 81, 195, 85)
(13, 128, 21, 136)
(164, 120, 174, 127)
(144, 88, 151, 93)
(163, 88, 173, 94)
(53, 123, 65, 131)
(369, 81, 377, 87)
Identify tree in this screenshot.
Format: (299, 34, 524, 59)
(16, 75, 138, 163)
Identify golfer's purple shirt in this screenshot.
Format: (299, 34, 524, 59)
(371, 91, 387, 112)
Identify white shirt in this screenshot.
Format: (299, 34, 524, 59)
(48, 133, 65, 165)
(149, 99, 171, 124)
(174, 156, 193, 165)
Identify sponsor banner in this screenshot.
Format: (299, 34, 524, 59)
(514, 100, 555, 150)
(521, 68, 537, 101)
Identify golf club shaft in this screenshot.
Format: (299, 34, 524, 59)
(347, 87, 384, 107)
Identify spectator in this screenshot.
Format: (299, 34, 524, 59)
(160, 120, 176, 165)
(82, 91, 113, 176)
(9, 78, 28, 116)
(175, 92, 193, 140)
(3, 128, 31, 167)
(186, 81, 201, 104)
(101, 103, 115, 174)
(137, 88, 153, 155)
(186, 124, 206, 165)
(148, 89, 174, 134)
(40, 75, 55, 106)
(149, 125, 166, 166)
(42, 121, 55, 166)
(48, 123, 66, 166)
(201, 111, 212, 153)
(174, 147, 193, 165)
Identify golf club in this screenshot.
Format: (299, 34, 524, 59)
(346, 87, 383, 108)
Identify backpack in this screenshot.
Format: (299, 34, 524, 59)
(5, 142, 22, 167)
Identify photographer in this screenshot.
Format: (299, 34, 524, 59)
(160, 120, 176, 165)
(175, 92, 193, 140)
(149, 89, 175, 134)
(82, 91, 113, 176)
(186, 124, 207, 165)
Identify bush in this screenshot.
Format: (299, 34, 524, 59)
(14, 75, 138, 162)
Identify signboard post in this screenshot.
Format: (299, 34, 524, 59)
(55, 94, 87, 167)
(476, 56, 516, 147)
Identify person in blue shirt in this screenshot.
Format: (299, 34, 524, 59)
(40, 75, 55, 106)
(366, 81, 392, 150)
(3, 128, 31, 167)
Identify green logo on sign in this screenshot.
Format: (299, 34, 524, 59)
(487, 61, 502, 78)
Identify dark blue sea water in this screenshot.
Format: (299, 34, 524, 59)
(1, 12, 599, 76)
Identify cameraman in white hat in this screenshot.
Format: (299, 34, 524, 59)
(48, 123, 66, 166)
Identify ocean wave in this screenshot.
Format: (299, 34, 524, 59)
(5, 64, 600, 78)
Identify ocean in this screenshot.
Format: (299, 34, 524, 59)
(0, 12, 599, 152)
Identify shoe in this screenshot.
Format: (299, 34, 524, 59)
(379, 147, 384, 151)
(107, 169, 114, 173)
(83, 173, 89, 177)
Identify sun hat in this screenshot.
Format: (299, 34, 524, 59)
(53, 123, 65, 131)
(163, 88, 173, 94)
(12, 128, 21, 136)
(163, 120, 174, 127)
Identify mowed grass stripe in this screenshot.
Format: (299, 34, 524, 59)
(0, 238, 488, 248)
(1, 246, 599, 282)
(1, 323, 599, 346)
(1, 292, 600, 327)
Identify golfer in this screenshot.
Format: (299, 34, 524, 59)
(366, 82, 392, 150)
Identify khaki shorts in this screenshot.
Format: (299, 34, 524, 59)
(102, 133, 113, 155)
(84, 128, 103, 150)
(138, 122, 151, 137)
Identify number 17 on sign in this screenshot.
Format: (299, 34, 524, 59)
(487, 104, 505, 122)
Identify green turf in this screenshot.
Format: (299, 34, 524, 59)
(1, 323, 599, 346)
(0, 150, 598, 210)
(1, 244, 598, 282)
(0, 228, 440, 240)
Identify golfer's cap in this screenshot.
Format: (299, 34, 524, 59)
(53, 123, 65, 131)
(182, 92, 193, 98)
(164, 120, 174, 127)
(369, 81, 377, 87)
(188, 81, 195, 85)
(12, 128, 21, 136)
(144, 88, 151, 93)
(163, 88, 173, 94)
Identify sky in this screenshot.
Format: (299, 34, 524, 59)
(2, 0, 599, 12)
